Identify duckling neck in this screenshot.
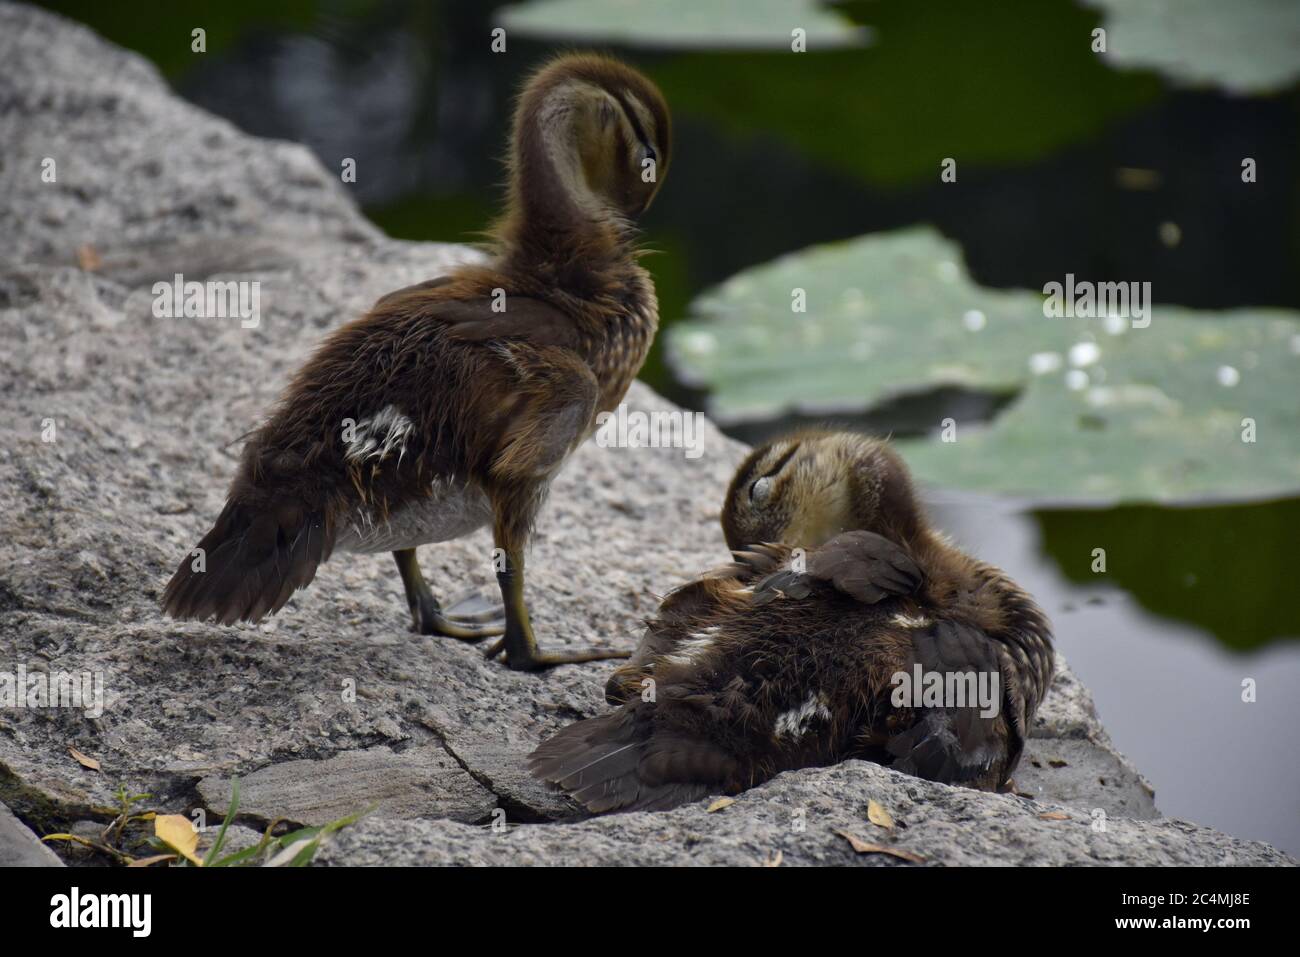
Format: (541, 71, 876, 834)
(498, 110, 635, 275)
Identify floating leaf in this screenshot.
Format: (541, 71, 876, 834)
(1082, 0, 1300, 94)
(707, 797, 736, 813)
(836, 830, 925, 863)
(497, 0, 868, 50)
(68, 747, 101, 772)
(668, 228, 1300, 504)
(866, 799, 894, 829)
(154, 814, 203, 866)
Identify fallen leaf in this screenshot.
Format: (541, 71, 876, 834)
(758, 849, 783, 867)
(154, 815, 203, 866)
(707, 797, 735, 813)
(836, 830, 925, 863)
(69, 747, 101, 772)
(42, 833, 135, 864)
(1048, 758, 1069, 768)
(265, 837, 316, 868)
(866, 799, 894, 829)
(75, 243, 102, 272)
(1038, 812, 1071, 821)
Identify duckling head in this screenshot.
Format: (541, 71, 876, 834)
(721, 430, 924, 551)
(505, 53, 671, 231)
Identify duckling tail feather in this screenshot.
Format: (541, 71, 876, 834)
(529, 711, 726, 814)
(161, 499, 333, 626)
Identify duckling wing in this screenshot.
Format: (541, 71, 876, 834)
(372, 279, 583, 348)
(604, 572, 751, 705)
(428, 296, 585, 349)
(529, 704, 738, 814)
(885, 620, 1012, 789)
(751, 530, 922, 605)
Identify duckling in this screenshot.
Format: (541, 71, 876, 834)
(529, 430, 1054, 810)
(161, 53, 671, 671)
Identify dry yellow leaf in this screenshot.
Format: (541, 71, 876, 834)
(707, 797, 736, 813)
(1038, 812, 1071, 821)
(75, 243, 102, 272)
(154, 814, 203, 866)
(836, 830, 925, 864)
(69, 747, 100, 772)
(867, 799, 894, 829)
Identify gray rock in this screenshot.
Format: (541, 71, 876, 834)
(198, 745, 497, 827)
(0, 3, 1287, 866)
(314, 760, 1289, 867)
(0, 799, 63, 866)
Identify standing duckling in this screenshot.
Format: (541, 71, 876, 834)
(529, 430, 1054, 811)
(162, 53, 671, 670)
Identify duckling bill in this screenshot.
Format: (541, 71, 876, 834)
(161, 53, 671, 671)
(529, 430, 1055, 811)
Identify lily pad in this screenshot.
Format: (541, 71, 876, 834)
(496, 0, 869, 50)
(667, 228, 1300, 504)
(1083, 0, 1300, 94)
(503, 0, 1161, 188)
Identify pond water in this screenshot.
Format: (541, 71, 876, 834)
(39, 0, 1299, 855)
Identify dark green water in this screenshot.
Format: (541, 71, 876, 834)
(38, 0, 1300, 855)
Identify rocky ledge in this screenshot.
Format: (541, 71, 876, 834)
(0, 3, 1289, 866)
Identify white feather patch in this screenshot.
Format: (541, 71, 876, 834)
(773, 691, 831, 740)
(890, 613, 933, 628)
(662, 626, 721, 667)
(346, 405, 414, 465)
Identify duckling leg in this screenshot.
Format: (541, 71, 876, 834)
(484, 545, 631, 671)
(392, 549, 504, 640)
(477, 367, 628, 669)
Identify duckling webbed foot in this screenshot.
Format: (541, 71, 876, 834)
(484, 554, 630, 670)
(393, 549, 505, 641)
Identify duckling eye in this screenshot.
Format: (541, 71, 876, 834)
(750, 476, 773, 505)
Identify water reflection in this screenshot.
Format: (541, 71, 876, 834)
(1037, 498, 1300, 652)
(929, 490, 1300, 856)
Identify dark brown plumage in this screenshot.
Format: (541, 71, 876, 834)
(530, 430, 1055, 811)
(162, 53, 672, 670)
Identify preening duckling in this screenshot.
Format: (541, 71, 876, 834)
(530, 430, 1054, 811)
(162, 53, 671, 671)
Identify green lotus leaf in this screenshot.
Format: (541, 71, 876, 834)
(1084, 0, 1300, 94)
(668, 227, 1300, 504)
(497, 0, 868, 50)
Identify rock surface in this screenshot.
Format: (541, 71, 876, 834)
(0, 799, 63, 866)
(0, 3, 1288, 866)
(318, 760, 1288, 867)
